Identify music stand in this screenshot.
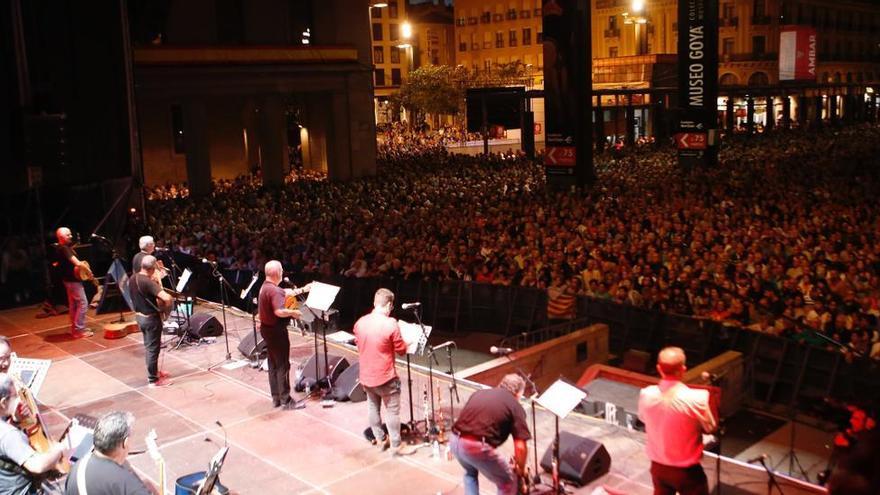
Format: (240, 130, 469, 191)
(536, 379, 587, 494)
(302, 282, 341, 397)
(398, 320, 432, 438)
(168, 268, 197, 351)
(239, 273, 261, 366)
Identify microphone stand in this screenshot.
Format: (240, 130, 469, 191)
(444, 345, 459, 426)
(502, 352, 542, 488)
(207, 262, 235, 369)
(411, 306, 438, 440)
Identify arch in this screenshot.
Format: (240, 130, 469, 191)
(719, 73, 739, 86)
(748, 71, 769, 87)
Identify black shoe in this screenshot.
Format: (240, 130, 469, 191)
(282, 400, 305, 410)
(273, 400, 282, 408)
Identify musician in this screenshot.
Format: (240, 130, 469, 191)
(131, 236, 157, 274)
(450, 374, 531, 495)
(638, 347, 717, 495)
(0, 373, 67, 494)
(353, 289, 413, 457)
(129, 255, 173, 388)
(258, 260, 302, 409)
(64, 411, 152, 495)
(53, 228, 93, 339)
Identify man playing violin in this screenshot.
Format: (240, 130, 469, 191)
(258, 260, 310, 409)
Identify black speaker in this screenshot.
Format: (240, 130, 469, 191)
(186, 313, 224, 338)
(540, 431, 611, 486)
(238, 331, 267, 360)
(295, 354, 349, 391)
(330, 362, 366, 402)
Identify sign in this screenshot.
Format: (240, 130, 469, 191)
(543, 0, 592, 183)
(545, 146, 576, 166)
(675, 132, 707, 150)
(677, 0, 718, 167)
(779, 26, 817, 81)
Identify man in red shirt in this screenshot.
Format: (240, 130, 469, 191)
(638, 347, 717, 495)
(353, 288, 413, 456)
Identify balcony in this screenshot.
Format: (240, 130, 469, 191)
(520, 10, 531, 19)
(720, 17, 738, 27)
(456, 18, 465, 26)
(534, 8, 542, 17)
(604, 28, 621, 38)
(751, 15, 772, 25)
(727, 52, 778, 62)
(507, 10, 517, 20)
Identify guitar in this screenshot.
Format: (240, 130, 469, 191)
(75, 261, 100, 288)
(151, 260, 169, 286)
(510, 456, 531, 495)
(145, 429, 167, 495)
(103, 321, 139, 340)
(284, 282, 313, 310)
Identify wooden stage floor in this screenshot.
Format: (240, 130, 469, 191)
(0, 302, 827, 495)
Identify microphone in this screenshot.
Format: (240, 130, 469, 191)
(401, 302, 421, 310)
(701, 371, 724, 385)
(216, 420, 228, 447)
(433, 341, 455, 351)
(746, 454, 767, 464)
(201, 258, 217, 266)
(490, 346, 515, 355)
(153, 246, 170, 252)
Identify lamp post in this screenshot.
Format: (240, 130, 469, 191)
(622, 0, 648, 56)
(397, 21, 414, 73)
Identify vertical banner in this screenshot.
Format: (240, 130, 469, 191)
(779, 26, 817, 81)
(543, 0, 592, 186)
(677, 0, 718, 168)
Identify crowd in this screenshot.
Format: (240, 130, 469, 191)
(143, 123, 880, 361)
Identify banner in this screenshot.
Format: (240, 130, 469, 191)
(542, 0, 592, 184)
(677, 0, 719, 167)
(779, 26, 817, 81)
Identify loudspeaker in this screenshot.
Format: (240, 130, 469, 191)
(186, 313, 224, 338)
(295, 354, 349, 392)
(238, 331, 267, 360)
(330, 362, 366, 402)
(540, 431, 611, 486)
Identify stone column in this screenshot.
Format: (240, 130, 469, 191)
(625, 94, 635, 147)
(746, 97, 755, 134)
(259, 94, 288, 187)
(242, 97, 262, 173)
(182, 99, 212, 198)
(765, 96, 774, 131)
(782, 95, 791, 129)
(725, 98, 734, 131)
(814, 96, 823, 128)
(303, 94, 328, 173)
(595, 98, 604, 151)
(829, 94, 838, 124)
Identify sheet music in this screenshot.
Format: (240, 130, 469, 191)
(536, 380, 587, 419)
(240, 273, 259, 300)
(304, 281, 340, 312)
(398, 321, 432, 355)
(175, 268, 193, 293)
(9, 355, 51, 398)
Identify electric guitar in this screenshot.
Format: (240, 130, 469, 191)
(145, 429, 167, 495)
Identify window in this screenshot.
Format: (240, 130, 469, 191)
(484, 59, 492, 71)
(391, 46, 401, 63)
(481, 11, 491, 23)
(536, 31, 543, 43)
(509, 30, 517, 47)
(370, 7, 382, 19)
(390, 23, 399, 41)
(374, 69, 385, 86)
(391, 68, 402, 85)
(507, 8, 517, 20)
(723, 38, 734, 55)
(388, 1, 398, 19)
(372, 24, 383, 41)
(609, 15, 617, 30)
(723, 3, 734, 19)
(753, 35, 766, 56)
(496, 31, 504, 48)
(459, 35, 467, 52)
(523, 28, 531, 45)
(171, 104, 185, 154)
(609, 46, 618, 58)
(373, 46, 384, 63)
(753, 0, 765, 17)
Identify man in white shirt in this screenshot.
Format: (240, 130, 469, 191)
(638, 347, 717, 495)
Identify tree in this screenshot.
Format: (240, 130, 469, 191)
(391, 65, 460, 124)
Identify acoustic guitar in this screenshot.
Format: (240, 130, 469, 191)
(103, 321, 139, 340)
(74, 261, 100, 288)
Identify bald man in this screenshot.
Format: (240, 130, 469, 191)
(638, 347, 717, 495)
(258, 260, 309, 408)
(54, 227, 93, 338)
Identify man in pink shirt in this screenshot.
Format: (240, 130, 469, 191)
(354, 288, 414, 456)
(638, 347, 717, 495)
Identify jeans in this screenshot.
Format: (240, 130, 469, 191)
(136, 314, 162, 383)
(450, 433, 516, 495)
(650, 461, 709, 495)
(363, 377, 402, 447)
(260, 325, 291, 405)
(63, 281, 87, 332)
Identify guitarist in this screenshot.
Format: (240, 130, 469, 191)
(0, 373, 68, 494)
(53, 228, 93, 339)
(129, 256, 173, 388)
(64, 411, 153, 495)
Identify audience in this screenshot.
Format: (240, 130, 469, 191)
(141, 123, 880, 360)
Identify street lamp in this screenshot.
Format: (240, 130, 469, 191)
(397, 21, 415, 73)
(622, 0, 648, 56)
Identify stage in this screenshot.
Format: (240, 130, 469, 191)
(0, 302, 828, 494)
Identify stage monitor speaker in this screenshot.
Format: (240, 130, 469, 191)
(186, 313, 224, 338)
(540, 431, 611, 486)
(295, 354, 349, 392)
(238, 332, 267, 360)
(330, 362, 366, 402)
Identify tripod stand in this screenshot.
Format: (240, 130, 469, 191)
(206, 261, 234, 370)
(774, 404, 810, 482)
